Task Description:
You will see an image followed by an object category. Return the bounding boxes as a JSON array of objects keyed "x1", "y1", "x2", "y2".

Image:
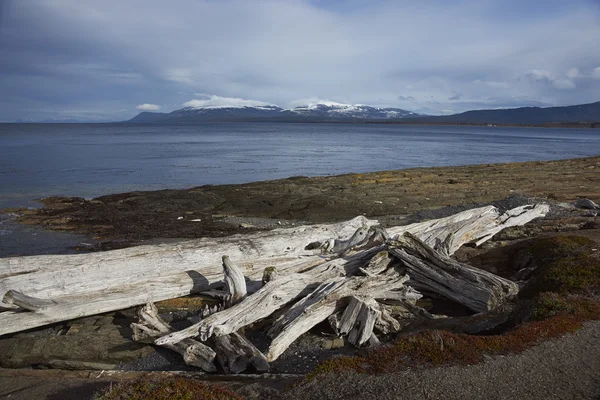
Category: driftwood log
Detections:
[
  {"x1": 388, "y1": 233, "x2": 519, "y2": 313},
  {"x1": 0, "y1": 204, "x2": 548, "y2": 339}
]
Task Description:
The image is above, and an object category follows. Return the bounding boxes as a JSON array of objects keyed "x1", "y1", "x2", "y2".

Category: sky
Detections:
[{"x1": 1, "y1": 0, "x2": 600, "y2": 122}]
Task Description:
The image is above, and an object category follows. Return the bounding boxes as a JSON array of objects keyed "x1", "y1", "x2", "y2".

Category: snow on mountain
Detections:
[
  {"x1": 128, "y1": 97, "x2": 421, "y2": 122},
  {"x1": 288, "y1": 102, "x2": 419, "y2": 119}
]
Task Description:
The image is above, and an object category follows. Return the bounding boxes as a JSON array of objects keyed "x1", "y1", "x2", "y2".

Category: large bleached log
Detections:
[
  {"x1": 131, "y1": 303, "x2": 217, "y2": 372},
  {"x1": 0, "y1": 205, "x2": 547, "y2": 336},
  {"x1": 388, "y1": 233, "x2": 519, "y2": 313}
]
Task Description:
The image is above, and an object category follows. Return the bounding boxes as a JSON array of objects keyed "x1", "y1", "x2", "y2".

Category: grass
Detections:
[
  {"x1": 308, "y1": 235, "x2": 600, "y2": 378},
  {"x1": 94, "y1": 376, "x2": 242, "y2": 400}
]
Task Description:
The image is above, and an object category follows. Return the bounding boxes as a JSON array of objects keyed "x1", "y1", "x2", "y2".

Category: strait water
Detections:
[
  {"x1": 0, "y1": 122, "x2": 598, "y2": 257},
  {"x1": 1, "y1": 122, "x2": 599, "y2": 209}
]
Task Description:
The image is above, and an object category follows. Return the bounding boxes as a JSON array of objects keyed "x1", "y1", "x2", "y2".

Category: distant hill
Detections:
[
  {"x1": 415, "y1": 101, "x2": 600, "y2": 125},
  {"x1": 127, "y1": 102, "x2": 421, "y2": 123},
  {"x1": 127, "y1": 100, "x2": 600, "y2": 126}
]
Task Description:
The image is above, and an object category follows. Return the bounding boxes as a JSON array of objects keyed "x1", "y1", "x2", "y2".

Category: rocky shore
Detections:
[
  {"x1": 1, "y1": 156, "x2": 599, "y2": 399},
  {"x1": 4, "y1": 156, "x2": 599, "y2": 248}
]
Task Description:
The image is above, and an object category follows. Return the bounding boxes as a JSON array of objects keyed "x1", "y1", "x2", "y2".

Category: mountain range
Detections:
[
  {"x1": 129, "y1": 102, "x2": 420, "y2": 123},
  {"x1": 128, "y1": 100, "x2": 600, "y2": 126}
]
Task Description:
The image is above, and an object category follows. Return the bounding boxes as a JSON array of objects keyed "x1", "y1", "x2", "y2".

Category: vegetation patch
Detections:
[
  {"x1": 523, "y1": 236, "x2": 600, "y2": 296},
  {"x1": 95, "y1": 376, "x2": 242, "y2": 400},
  {"x1": 309, "y1": 235, "x2": 600, "y2": 379}
]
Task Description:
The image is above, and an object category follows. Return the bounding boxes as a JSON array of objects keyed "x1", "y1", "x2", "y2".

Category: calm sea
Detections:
[
  {"x1": 1, "y1": 122, "x2": 598, "y2": 257},
  {"x1": 1, "y1": 122, "x2": 599, "y2": 210}
]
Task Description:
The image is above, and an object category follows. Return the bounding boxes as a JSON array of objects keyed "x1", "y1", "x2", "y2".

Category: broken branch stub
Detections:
[
  {"x1": 339, "y1": 296, "x2": 381, "y2": 347},
  {"x1": 222, "y1": 255, "x2": 247, "y2": 308}
]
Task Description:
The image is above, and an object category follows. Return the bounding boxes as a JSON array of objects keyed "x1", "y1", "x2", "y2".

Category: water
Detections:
[
  {"x1": 0, "y1": 122, "x2": 598, "y2": 257},
  {"x1": 1, "y1": 122, "x2": 598, "y2": 209}
]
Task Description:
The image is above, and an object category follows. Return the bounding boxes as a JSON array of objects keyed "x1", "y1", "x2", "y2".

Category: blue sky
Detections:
[{"x1": 1, "y1": 0, "x2": 600, "y2": 121}]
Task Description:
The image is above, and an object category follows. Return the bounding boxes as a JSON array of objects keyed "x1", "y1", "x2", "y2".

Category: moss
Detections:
[
  {"x1": 95, "y1": 376, "x2": 242, "y2": 400},
  {"x1": 524, "y1": 236, "x2": 600, "y2": 296}
]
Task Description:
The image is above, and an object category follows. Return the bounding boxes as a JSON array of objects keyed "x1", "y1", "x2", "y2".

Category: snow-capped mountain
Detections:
[
  {"x1": 128, "y1": 100, "x2": 421, "y2": 123},
  {"x1": 288, "y1": 101, "x2": 418, "y2": 119}
]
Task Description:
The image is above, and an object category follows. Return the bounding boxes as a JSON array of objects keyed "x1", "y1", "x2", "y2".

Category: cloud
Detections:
[
  {"x1": 552, "y1": 78, "x2": 576, "y2": 90},
  {"x1": 448, "y1": 93, "x2": 463, "y2": 101},
  {"x1": 566, "y1": 67, "x2": 581, "y2": 79},
  {"x1": 136, "y1": 103, "x2": 161, "y2": 111},
  {"x1": 165, "y1": 69, "x2": 194, "y2": 84},
  {"x1": 473, "y1": 80, "x2": 510, "y2": 89},
  {"x1": 1, "y1": 0, "x2": 600, "y2": 120},
  {"x1": 526, "y1": 69, "x2": 576, "y2": 90},
  {"x1": 182, "y1": 95, "x2": 274, "y2": 109}
]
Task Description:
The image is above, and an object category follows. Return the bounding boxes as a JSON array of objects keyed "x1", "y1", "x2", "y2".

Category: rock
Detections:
[{"x1": 573, "y1": 198, "x2": 600, "y2": 210}]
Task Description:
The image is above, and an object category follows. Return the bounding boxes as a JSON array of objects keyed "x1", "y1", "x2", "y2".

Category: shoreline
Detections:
[{"x1": 3, "y1": 156, "x2": 599, "y2": 245}]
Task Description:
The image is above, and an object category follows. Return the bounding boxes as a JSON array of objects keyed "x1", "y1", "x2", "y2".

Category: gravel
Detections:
[{"x1": 277, "y1": 321, "x2": 600, "y2": 400}]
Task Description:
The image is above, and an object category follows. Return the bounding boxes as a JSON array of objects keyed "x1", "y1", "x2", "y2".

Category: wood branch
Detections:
[
  {"x1": 339, "y1": 296, "x2": 381, "y2": 347},
  {"x1": 2, "y1": 290, "x2": 56, "y2": 311},
  {"x1": 387, "y1": 204, "x2": 549, "y2": 256},
  {"x1": 222, "y1": 256, "x2": 247, "y2": 308},
  {"x1": 266, "y1": 274, "x2": 413, "y2": 361},
  {"x1": 211, "y1": 332, "x2": 269, "y2": 374},
  {"x1": 388, "y1": 232, "x2": 519, "y2": 313},
  {"x1": 130, "y1": 303, "x2": 217, "y2": 372},
  {"x1": 157, "y1": 273, "x2": 312, "y2": 345}
]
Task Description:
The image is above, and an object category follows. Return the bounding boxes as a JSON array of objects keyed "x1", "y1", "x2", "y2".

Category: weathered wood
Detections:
[
  {"x1": 156, "y1": 248, "x2": 382, "y2": 346},
  {"x1": 389, "y1": 232, "x2": 519, "y2": 313},
  {"x1": 0, "y1": 217, "x2": 375, "y2": 336},
  {"x1": 131, "y1": 303, "x2": 217, "y2": 372},
  {"x1": 266, "y1": 274, "x2": 413, "y2": 361},
  {"x1": 388, "y1": 204, "x2": 549, "y2": 256},
  {"x1": 321, "y1": 225, "x2": 370, "y2": 254},
  {"x1": 211, "y1": 332, "x2": 269, "y2": 374},
  {"x1": 359, "y1": 250, "x2": 394, "y2": 277},
  {"x1": 339, "y1": 296, "x2": 381, "y2": 347},
  {"x1": 157, "y1": 273, "x2": 313, "y2": 346},
  {"x1": 0, "y1": 205, "x2": 547, "y2": 336},
  {"x1": 222, "y1": 256, "x2": 247, "y2": 308},
  {"x1": 2, "y1": 290, "x2": 56, "y2": 311},
  {"x1": 374, "y1": 304, "x2": 403, "y2": 334}
]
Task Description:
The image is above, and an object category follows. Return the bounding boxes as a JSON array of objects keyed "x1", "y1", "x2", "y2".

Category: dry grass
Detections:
[{"x1": 95, "y1": 376, "x2": 242, "y2": 400}]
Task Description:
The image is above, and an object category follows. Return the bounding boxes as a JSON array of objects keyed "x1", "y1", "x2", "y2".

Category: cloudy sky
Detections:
[{"x1": 1, "y1": 0, "x2": 600, "y2": 121}]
